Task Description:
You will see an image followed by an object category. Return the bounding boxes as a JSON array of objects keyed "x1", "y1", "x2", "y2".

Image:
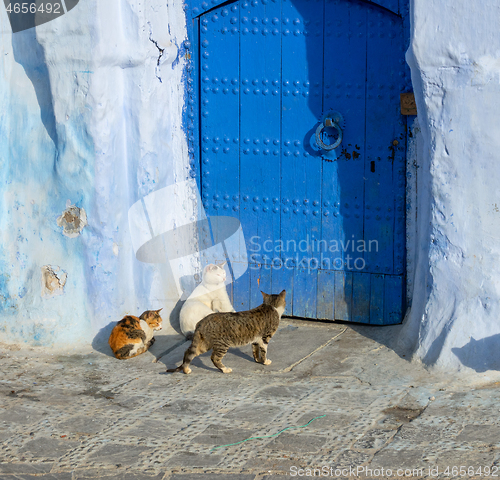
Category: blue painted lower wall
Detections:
[{"x1": 0, "y1": 0, "x2": 188, "y2": 347}]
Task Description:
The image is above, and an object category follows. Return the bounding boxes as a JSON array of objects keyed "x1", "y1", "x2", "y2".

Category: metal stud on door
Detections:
[{"x1": 192, "y1": 0, "x2": 409, "y2": 324}]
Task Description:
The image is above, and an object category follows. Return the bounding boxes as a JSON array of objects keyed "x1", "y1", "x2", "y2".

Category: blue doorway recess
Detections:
[{"x1": 185, "y1": 0, "x2": 411, "y2": 324}]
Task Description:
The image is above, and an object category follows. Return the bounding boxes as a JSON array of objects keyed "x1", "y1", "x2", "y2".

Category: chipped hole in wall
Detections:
[
  {"x1": 41, "y1": 266, "x2": 67, "y2": 298},
  {"x1": 56, "y1": 205, "x2": 87, "y2": 238}
]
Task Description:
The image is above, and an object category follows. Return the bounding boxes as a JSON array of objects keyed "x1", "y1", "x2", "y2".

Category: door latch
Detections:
[{"x1": 312, "y1": 111, "x2": 344, "y2": 161}]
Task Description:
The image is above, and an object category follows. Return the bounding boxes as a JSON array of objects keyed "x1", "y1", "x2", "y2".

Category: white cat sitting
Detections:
[{"x1": 179, "y1": 262, "x2": 235, "y2": 339}]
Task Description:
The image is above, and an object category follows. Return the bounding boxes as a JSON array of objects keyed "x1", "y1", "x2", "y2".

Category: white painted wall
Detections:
[
  {"x1": 0, "y1": 0, "x2": 191, "y2": 346},
  {"x1": 401, "y1": 0, "x2": 500, "y2": 373}
]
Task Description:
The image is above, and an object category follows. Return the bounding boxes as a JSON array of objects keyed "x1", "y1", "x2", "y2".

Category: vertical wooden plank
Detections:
[
  {"x1": 281, "y1": 0, "x2": 324, "y2": 317},
  {"x1": 351, "y1": 272, "x2": 371, "y2": 323},
  {"x1": 271, "y1": 260, "x2": 294, "y2": 316},
  {"x1": 200, "y1": 5, "x2": 240, "y2": 223},
  {"x1": 323, "y1": 0, "x2": 367, "y2": 277},
  {"x1": 363, "y1": 6, "x2": 406, "y2": 276},
  {"x1": 233, "y1": 266, "x2": 251, "y2": 311},
  {"x1": 319, "y1": 156, "x2": 342, "y2": 283},
  {"x1": 250, "y1": 264, "x2": 272, "y2": 309},
  {"x1": 186, "y1": 18, "x2": 201, "y2": 190},
  {"x1": 249, "y1": 265, "x2": 261, "y2": 310},
  {"x1": 369, "y1": 274, "x2": 384, "y2": 325},
  {"x1": 293, "y1": 267, "x2": 317, "y2": 318},
  {"x1": 334, "y1": 271, "x2": 352, "y2": 321},
  {"x1": 239, "y1": 0, "x2": 281, "y2": 307},
  {"x1": 384, "y1": 275, "x2": 403, "y2": 325},
  {"x1": 317, "y1": 269, "x2": 335, "y2": 320}
]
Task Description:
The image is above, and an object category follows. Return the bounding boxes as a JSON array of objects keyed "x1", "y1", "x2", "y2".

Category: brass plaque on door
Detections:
[{"x1": 400, "y1": 92, "x2": 417, "y2": 115}]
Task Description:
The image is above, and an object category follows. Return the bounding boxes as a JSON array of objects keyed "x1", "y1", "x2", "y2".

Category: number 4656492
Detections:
[{"x1": 5, "y1": 3, "x2": 62, "y2": 14}]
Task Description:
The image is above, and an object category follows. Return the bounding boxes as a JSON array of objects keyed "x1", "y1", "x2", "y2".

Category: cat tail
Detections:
[{"x1": 166, "y1": 331, "x2": 205, "y2": 374}]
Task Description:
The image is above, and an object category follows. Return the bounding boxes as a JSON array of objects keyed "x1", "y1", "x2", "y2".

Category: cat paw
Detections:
[
  {"x1": 221, "y1": 367, "x2": 232, "y2": 374},
  {"x1": 183, "y1": 367, "x2": 192, "y2": 374},
  {"x1": 264, "y1": 359, "x2": 272, "y2": 365}
]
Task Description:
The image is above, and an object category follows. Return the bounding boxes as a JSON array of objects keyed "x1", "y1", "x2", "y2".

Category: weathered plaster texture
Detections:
[
  {"x1": 0, "y1": 0, "x2": 189, "y2": 346},
  {"x1": 401, "y1": 0, "x2": 500, "y2": 372}
]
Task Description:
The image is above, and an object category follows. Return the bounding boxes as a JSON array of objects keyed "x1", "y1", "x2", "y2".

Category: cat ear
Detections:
[
  {"x1": 279, "y1": 290, "x2": 286, "y2": 298},
  {"x1": 261, "y1": 291, "x2": 268, "y2": 298},
  {"x1": 219, "y1": 261, "x2": 227, "y2": 267},
  {"x1": 156, "y1": 308, "x2": 163, "y2": 313}
]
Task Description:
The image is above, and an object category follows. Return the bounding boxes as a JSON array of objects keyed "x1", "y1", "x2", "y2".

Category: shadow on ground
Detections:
[
  {"x1": 91, "y1": 319, "x2": 187, "y2": 362},
  {"x1": 91, "y1": 322, "x2": 117, "y2": 358},
  {"x1": 345, "y1": 321, "x2": 413, "y2": 362}
]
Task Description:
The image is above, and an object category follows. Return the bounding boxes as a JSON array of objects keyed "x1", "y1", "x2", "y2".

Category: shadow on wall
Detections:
[
  {"x1": 12, "y1": 29, "x2": 58, "y2": 146},
  {"x1": 452, "y1": 335, "x2": 500, "y2": 372}
]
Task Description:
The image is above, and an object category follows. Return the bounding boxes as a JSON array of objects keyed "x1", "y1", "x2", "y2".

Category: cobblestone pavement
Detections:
[{"x1": 1, "y1": 319, "x2": 500, "y2": 479}]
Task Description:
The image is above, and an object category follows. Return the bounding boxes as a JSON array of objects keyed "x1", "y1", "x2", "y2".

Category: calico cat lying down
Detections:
[
  {"x1": 109, "y1": 309, "x2": 163, "y2": 359},
  {"x1": 167, "y1": 290, "x2": 286, "y2": 374}
]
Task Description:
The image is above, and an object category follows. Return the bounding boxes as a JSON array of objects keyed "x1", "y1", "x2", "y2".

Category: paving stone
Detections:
[
  {"x1": 295, "y1": 411, "x2": 356, "y2": 430},
  {"x1": 193, "y1": 425, "x2": 255, "y2": 446},
  {"x1": 423, "y1": 449, "x2": 496, "y2": 468},
  {"x1": 75, "y1": 471, "x2": 165, "y2": 479},
  {"x1": 455, "y1": 424, "x2": 500, "y2": 445},
  {"x1": 222, "y1": 404, "x2": 282, "y2": 424},
  {"x1": 0, "y1": 462, "x2": 54, "y2": 474},
  {"x1": 122, "y1": 417, "x2": 186, "y2": 439},
  {"x1": 370, "y1": 447, "x2": 425, "y2": 469},
  {"x1": 87, "y1": 444, "x2": 152, "y2": 466},
  {"x1": 261, "y1": 466, "x2": 337, "y2": 479},
  {"x1": 165, "y1": 452, "x2": 222, "y2": 468},
  {"x1": 169, "y1": 475, "x2": 256, "y2": 480},
  {"x1": 394, "y1": 424, "x2": 443, "y2": 445},
  {"x1": 191, "y1": 378, "x2": 247, "y2": 397},
  {"x1": 69, "y1": 467, "x2": 124, "y2": 478},
  {"x1": 0, "y1": 428, "x2": 11, "y2": 443},
  {"x1": 243, "y1": 455, "x2": 305, "y2": 474},
  {"x1": 314, "y1": 389, "x2": 382, "y2": 408},
  {"x1": 257, "y1": 385, "x2": 310, "y2": 399},
  {"x1": 160, "y1": 399, "x2": 212, "y2": 416},
  {"x1": 0, "y1": 406, "x2": 47, "y2": 425},
  {"x1": 334, "y1": 449, "x2": 372, "y2": 468},
  {"x1": 353, "y1": 429, "x2": 395, "y2": 450},
  {"x1": 18, "y1": 436, "x2": 80, "y2": 459},
  {"x1": 55, "y1": 415, "x2": 111, "y2": 435},
  {"x1": 12, "y1": 473, "x2": 75, "y2": 480},
  {"x1": 265, "y1": 432, "x2": 327, "y2": 453}
]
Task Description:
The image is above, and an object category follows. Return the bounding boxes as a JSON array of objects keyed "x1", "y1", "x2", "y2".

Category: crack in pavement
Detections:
[{"x1": 279, "y1": 328, "x2": 348, "y2": 373}]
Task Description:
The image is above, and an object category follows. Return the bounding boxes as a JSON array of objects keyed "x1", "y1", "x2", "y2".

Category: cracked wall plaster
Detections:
[
  {"x1": 0, "y1": 0, "x2": 189, "y2": 347},
  {"x1": 41, "y1": 266, "x2": 67, "y2": 298},
  {"x1": 57, "y1": 205, "x2": 87, "y2": 238}
]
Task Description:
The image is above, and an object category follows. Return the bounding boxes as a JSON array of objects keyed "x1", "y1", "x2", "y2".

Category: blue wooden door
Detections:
[{"x1": 188, "y1": 0, "x2": 409, "y2": 324}]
